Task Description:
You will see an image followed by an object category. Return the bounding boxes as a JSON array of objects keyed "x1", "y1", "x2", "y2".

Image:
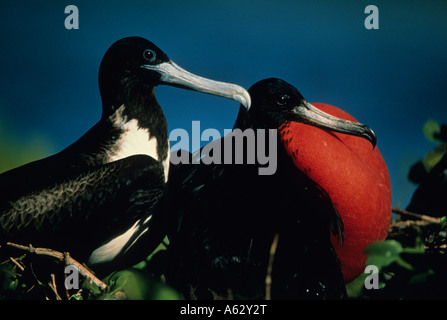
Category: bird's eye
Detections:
[
  {"x1": 276, "y1": 94, "x2": 290, "y2": 106},
  {"x1": 143, "y1": 49, "x2": 156, "y2": 62}
]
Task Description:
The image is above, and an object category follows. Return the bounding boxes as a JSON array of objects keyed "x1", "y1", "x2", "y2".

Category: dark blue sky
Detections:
[{"x1": 0, "y1": 1, "x2": 446, "y2": 207}]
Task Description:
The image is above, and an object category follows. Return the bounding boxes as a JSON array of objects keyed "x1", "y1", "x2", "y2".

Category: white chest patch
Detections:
[
  {"x1": 108, "y1": 119, "x2": 159, "y2": 163},
  {"x1": 107, "y1": 105, "x2": 169, "y2": 182}
]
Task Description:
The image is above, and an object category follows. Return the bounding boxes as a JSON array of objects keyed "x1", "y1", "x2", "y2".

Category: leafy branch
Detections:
[{"x1": 5, "y1": 242, "x2": 107, "y2": 292}]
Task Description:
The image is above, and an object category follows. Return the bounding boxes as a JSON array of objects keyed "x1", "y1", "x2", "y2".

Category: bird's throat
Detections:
[{"x1": 107, "y1": 104, "x2": 170, "y2": 181}]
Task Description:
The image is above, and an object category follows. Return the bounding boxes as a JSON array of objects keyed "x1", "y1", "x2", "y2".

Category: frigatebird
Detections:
[
  {"x1": 165, "y1": 78, "x2": 379, "y2": 299},
  {"x1": 0, "y1": 37, "x2": 250, "y2": 273}
]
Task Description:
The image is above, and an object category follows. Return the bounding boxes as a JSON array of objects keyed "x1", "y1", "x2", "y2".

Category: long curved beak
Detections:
[
  {"x1": 141, "y1": 60, "x2": 251, "y2": 110},
  {"x1": 292, "y1": 101, "x2": 377, "y2": 147}
]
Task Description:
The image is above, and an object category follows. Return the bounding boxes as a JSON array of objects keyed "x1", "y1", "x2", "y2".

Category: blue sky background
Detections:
[{"x1": 0, "y1": 1, "x2": 446, "y2": 208}]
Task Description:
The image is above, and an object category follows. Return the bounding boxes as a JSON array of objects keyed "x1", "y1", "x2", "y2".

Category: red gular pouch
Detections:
[{"x1": 279, "y1": 103, "x2": 392, "y2": 283}]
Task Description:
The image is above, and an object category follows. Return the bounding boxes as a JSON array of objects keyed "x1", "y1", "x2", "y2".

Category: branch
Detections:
[
  {"x1": 6, "y1": 242, "x2": 107, "y2": 292},
  {"x1": 48, "y1": 273, "x2": 62, "y2": 300},
  {"x1": 9, "y1": 256, "x2": 25, "y2": 271},
  {"x1": 392, "y1": 207, "x2": 442, "y2": 224},
  {"x1": 265, "y1": 233, "x2": 279, "y2": 300}
]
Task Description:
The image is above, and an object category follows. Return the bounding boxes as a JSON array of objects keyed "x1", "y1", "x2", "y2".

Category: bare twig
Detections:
[
  {"x1": 265, "y1": 233, "x2": 279, "y2": 300},
  {"x1": 9, "y1": 257, "x2": 25, "y2": 271},
  {"x1": 6, "y1": 242, "x2": 107, "y2": 292},
  {"x1": 26, "y1": 284, "x2": 35, "y2": 294},
  {"x1": 392, "y1": 207, "x2": 442, "y2": 224},
  {"x1": 48, "y1": 273, "x2": 62, "y2": 300},
  {"x1": 389, "y1": 219, "x2": 434, "y2": 230}
]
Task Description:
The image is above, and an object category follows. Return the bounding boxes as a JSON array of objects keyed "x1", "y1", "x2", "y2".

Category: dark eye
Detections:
[
  {"x1": 143, "y1": 49, "x2": 156, "y2": 62},
  {"x1": 276, "y1": 94, "x2": 290, "y2": 106}
]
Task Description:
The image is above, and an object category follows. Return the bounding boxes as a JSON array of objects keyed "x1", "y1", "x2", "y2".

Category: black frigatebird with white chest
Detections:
[
  {"x1": 0, "y1": 37, "x2": 250, "y2": 272},
  {"x1": 165, "y1": 78, "x2": 377, "y2": 299}
]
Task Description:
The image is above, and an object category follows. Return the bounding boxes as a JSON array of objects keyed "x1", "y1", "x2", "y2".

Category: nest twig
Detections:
[{"x1": 6, "y1": 242, "x2": 107, "y2": 292}]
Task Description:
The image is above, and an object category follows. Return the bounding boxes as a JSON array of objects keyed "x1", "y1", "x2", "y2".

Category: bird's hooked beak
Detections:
[
  {"x1": 141, "y1": 60, "x2": 251, "y2": 109},
  {"x1": 291, "y1": 101, "x2": 377, "y2": 147}
]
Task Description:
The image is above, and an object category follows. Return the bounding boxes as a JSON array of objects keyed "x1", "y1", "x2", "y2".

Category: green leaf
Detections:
[
  {"x1": 103, "y1": 269, "x2": 142, "y2": 299},
  {"x1": 401, "y1": 231, "x2": 425, "y2": 255},
  {"x1": 0, "y1": 263, "x2": 17, "y2": 279},
  {"x1": 395, "y1": 256, "x2": 415, "y2": 271},
  {"x1": 133, "y1": 236, "x2": 169, "y2": 270},
  {"x1": 365, "y1": 240, "x2": 403, "y2": 269},
  {"x1": 0, "y1": 262, "x2": 20, "y2": 292},
  {"x1": 423, "y1": 145, "x2": 447, "y2": 172},
  {"x1": 408, "y1": 269, "x2": 435, "y2": 285},
  {"x1": 99, "y1": 268, "x2": 182, "y2": 300},
  {"x1": 440, "y1": 216, "x2": 447, "y2": 229},
  {"x1": 151, "y1": 284, "x2": 183, "y2": 300},
  {"x1": 82, "y1": 278, "x2": 102, "y2": 296},
  {"x1": 345, "y1": 273, "x2": 368, "y2": 298},
  {"x1": 423, "y1": 119, "x2": 441, "y2": 142},
  {"x1": 69, "y1": 292, "x2": 84, "y2": 300}
]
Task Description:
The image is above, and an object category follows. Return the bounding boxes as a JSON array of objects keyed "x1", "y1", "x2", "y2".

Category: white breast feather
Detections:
[
  {"x1": 108, "y1": 119, "x2": 158, "y2": 162},
  {"x1": 107, "y1": 105, "x2": 170, "y2": 182}
]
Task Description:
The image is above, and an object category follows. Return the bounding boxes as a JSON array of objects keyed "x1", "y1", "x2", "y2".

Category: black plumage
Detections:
[
  {"x1": 0, "y1": 36, "x2": 250, "y2": 273},
  {"x1": 165, "y1": 78, "x2": 349, "y2": 299},
  {"x1": 0, "y1": 155, "x2": 165, "y2": 265}
]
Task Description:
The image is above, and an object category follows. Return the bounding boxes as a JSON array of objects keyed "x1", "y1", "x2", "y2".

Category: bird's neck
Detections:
[{"x1": 102, "y1": 88, "x2": 170, "y2": 180}]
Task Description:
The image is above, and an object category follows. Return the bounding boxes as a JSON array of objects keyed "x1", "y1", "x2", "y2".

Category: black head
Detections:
[
  {"x1": 98, "y1": 37, "x2": 250, "y2": 116},
  {"x1": 101, "y1": 37, "x2": 169, "y2": 81},
  {"x1": 235, "y1": 78, "x2": 376, "y2": 147},
  {"x1": 98, "y1": 37, "x2": 168, "y2": 109},
  {"x1": 235, "y1": 78, "x2": 304, "y2": 129}
]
